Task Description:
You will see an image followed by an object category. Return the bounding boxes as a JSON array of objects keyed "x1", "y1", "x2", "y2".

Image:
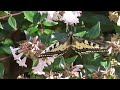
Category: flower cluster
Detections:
[
  {"x1": 10, "y1": 36, "x2": 57, "y2": 75},
  {"x1": 32, "y1": 56, "x2": 56, "y2": 75},
  {"x1": 108, "y1": 11, "x2": 120, "y2": 26},
  {"x1": 91, "y1": 67, "x2": 117, "y2": 79},
  {"x1": 38, "y1": 11, "x2": 82, "y2": 26},
  {"x1": 106, "y1": 34, "x2": 120, "y2": 54},
  {"x1": 45, "y1": 64, "x2": 84, "y2": 79}
]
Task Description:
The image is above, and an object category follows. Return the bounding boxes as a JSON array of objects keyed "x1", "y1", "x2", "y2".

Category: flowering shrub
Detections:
[{"x1": 0, "y1": 11, "x2": 120, "y2": 79}]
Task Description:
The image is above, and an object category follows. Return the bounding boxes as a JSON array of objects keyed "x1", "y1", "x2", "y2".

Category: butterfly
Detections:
[{"x1": 38, "y1": 31, "x2": 108, "y2": 58}]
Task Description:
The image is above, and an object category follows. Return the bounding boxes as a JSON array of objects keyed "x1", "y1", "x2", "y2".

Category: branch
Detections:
[{"x1": 0, "y1": 11, "x2": 23, "y2": 20}]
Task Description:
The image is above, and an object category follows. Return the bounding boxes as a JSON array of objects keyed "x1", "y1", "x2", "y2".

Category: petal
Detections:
[{"x1": 16, "y1": 57, "x2": 27, "y2": 67}]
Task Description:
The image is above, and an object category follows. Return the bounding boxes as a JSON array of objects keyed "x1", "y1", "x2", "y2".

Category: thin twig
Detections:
[{"x1": 0, "y1": 11, "x2": 23, "y2": 20}]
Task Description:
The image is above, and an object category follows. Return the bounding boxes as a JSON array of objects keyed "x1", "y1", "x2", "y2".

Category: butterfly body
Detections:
[{"x1": 38, "y1": 31, "x2": 108, "y2": 58}]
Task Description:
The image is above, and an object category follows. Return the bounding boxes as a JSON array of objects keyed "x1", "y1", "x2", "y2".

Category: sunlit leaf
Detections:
[
  {"x1": 8, "y1": 16, "x2": 17, "y2": 30},
  {"x1": 0, "y1": 22, "x2": 3, "y2": 29},
  {"x1": 74, "y1": 31, "x2": 86, "y2": 37},
  {"x1": 23, "y1": 11, "x2": 35, "y2": 22},
  {"x1": 2, "y1": 38, "x2": 13, "y2": 46},
  {"x1": 100, "y1": 61, "x2": 108, "y2": 68},
  {"x1": 43, "y1": 21, "x2": 58, "y2": 26},
  {"x1": 44, "y1": 29, "x2": 54, "y2": 34}
]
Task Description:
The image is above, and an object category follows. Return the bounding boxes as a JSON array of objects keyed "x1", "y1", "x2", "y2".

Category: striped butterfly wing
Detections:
[
  {"x1": 71, "y1": 35, "x2": 108, "y2": 55},
  {"x1": 38, "y1": 34, "x2": 71, "y2": 58}
]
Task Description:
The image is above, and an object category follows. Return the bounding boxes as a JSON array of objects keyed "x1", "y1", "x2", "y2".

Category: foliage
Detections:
[{"x1": 0, "y1": 11, "x2": 120, "y2": 79}]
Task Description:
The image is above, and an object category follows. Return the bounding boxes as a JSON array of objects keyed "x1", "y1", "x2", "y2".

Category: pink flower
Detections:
[
  {"x1": 73, "y1": 11, "x2": 82, "y2": 17},
  {"x1": 16, "y1": 57, "x2": 27, "y2": 67},
  {"x1": 73, "y1": 64, "x2": 83, "y2": 72},
  {"x1": 32, "y1": 59, "x2": 48, "y2": 75},
  {"x1": 38, "y1": 11, "x2": 47, "y2": 15},
  {"x1": 10, "y1": 46, "x2": 23, "y2": 61},
  {"x1": 10, "y1": 46, "x2": 27, "y2": 67},
  {"x1": 62, "y1": 11, "x2": 80, "y2": 25}
]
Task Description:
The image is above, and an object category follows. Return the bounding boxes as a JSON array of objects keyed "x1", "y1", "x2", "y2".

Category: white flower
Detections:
[
  {"x1": 62, "y1": 11, "x2": 80, "y2": 25},
  {"x1": 10, "y1": 46, "x2": 27, "y2": 67},
  {"x1": 52, "y1": 11, "x2": 62, "y2": 21},
  {"x1": 73, "y1": 64, "x2": 83, "y2": 72},
  {"x1": 38, "y1": 11, "x2": 48, "y2": 15},
  {"x1": 16, "y1": 57, "x2": 27, "y2": 67},
  {"x1": 117, "y1": 16, "x2": 120, "y2": 26},
  {"x1": 59, "y1": 76, "x2": 70, "y2": 79},
  {"x1": 73, "y1": 11, "x2": 82, "y2": 17},
  {"x1": 10, "y1": 46, "x2": 23, "y2": 61},
  {"x1": 33, "y1": 67, "x2": 45, "y2": 75},
  {"x1": 32, "y1": 59, "x2": 48, "y2": 75},
  {"x1": 108, "y1": 46, "x2": 113, "y2": 54},
  {"x1": 45, "y1": 15, "x2": 53, "y2": 22}
]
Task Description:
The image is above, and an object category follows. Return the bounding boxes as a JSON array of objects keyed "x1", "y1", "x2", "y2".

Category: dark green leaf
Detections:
[
  {"x1": 64, "y1": 55, "x2": 78, "y2": 65},
  {"x1": 85, "y1": 65, "x2": 98, "y2": 73},
  {"x1": 43, "y1": 21, "x2": 58, "y2": 26},
  {"x1": 80, "y1": 12, "x2": 113, "y2": 32},
  {"x1": 0, "y1": 63, "x2": 4, "y2": 79},
  {"x1": 50, "y1": 58, "x2": 63, "y2": 70},
  {"x1": 33, "y1": 13, "x2": 41, "y2": 26},
  {"x1": 0, "y1": 46, "x2": 11, "y2": 54},
  {"x1": 23, "y1": 11, "x2": 35, "y2": 22},
  {"x1": 85, "y1": 21, "x2": 101, "y2": 39},
  {"x1": 40, "y1": 13, "x2": 48, "y2": 22},
  {"x1": 114, "y1": 24, "x2": 120, "y2": 34},
  {"x1": 52, "y1": 32, "x2": 67, "y2": 41},
  {"x1": 8, "y1": 16, "x2": 17, "y2": 30}
]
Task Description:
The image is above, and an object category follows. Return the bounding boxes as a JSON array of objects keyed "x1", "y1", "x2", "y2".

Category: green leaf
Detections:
[
  {"x1": 0, "y1": 63, "x2": 4, "y2": 79},
  {"x1": 27, "y1": 25, "x2": 39, "y2": 34},
  {"x1": 50, "y1": 58, "x2": 63, "y2": 70},
  {"x1": 85, "y1": 21, "x2": 101, "y2": 39},
  {"x1": 0, "y1": 46, "x2": 11, "y2": 54},
  {"x1": 80, "y1": 12, "x2": 114, "y2": 32},
  {"x1": 2, "y1": 38, "x2": 13, "y2": 46},
  {"x1": 4, "y1": 11, "x2": 11, "y2": 14},
  {"x1": 100, "y1": 61, "x2": 108, "y2": 68},
  {"x1": 33, "y1": 13, "x2": 41, "y2": 26},
  {"x1": 8, "y1": 16, "x2": 17, "y2": 30},
  {"x1": 94, "y1": 53, "x2": 101, "y2": 60},
  {"x1": 43, "y1": 21, "x2": 58, "y2": 26},
  {"x1": 0, "y1": 22, "x2": 3, "y2": 29},
  {"x1": 52, "y1": 32, "x2": 67, "y2": 41},
  {"x1": 40, "y1": 13, "x2": 48, "y2": 22},
  {"x1": 85, "y1": 65, "x2": 98, "y2": 73},
  {"x1": 64, "y1": 55, "x2": 78, "y2": 65},
  {"x1": 74, "y1": 31, "x2": 87, "y2": 37},
  {"x1": 23, "y1": 11, "x2": 35, "y2": 22},
  {"x1": 44, "y1": 29, "x2": 54, "y2": 34},
  {"x1": 114, "y1": 24, "x2": 120, "y2": 34},
  {"x1": 32, "y1": 59, "x2": 38, "y2": 67}
]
